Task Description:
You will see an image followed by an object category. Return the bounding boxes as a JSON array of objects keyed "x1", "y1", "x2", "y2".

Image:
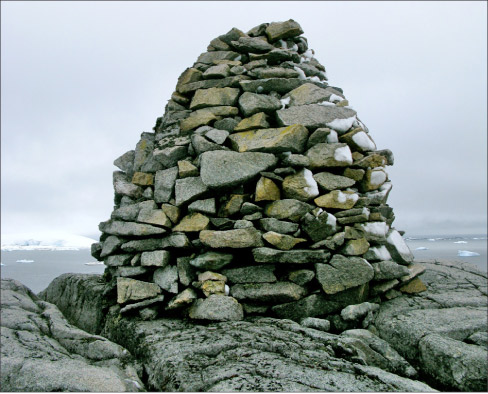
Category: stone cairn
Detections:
[{"x1": 92, "y1": 20, "x2": 424, "y2": 325}]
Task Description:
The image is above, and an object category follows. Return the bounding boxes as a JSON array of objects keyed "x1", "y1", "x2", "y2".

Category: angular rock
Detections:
[
  {"x1": 259, "y1": 218, "x2": 299, "y2": 234},
  {"x1": 120, "y1": 294, "x2": 165, "y2": 314},
  {"x1": 231, "y1": 36, "x2": 275, "y2": 53},
  {"x1": 205, "y1": 128, "x2": 229, "y2": 144},
  {"x1": 342, "y1": 238, "x2": 370, "y2": 256},
  {"x1": 189, "y1": 295, "x2": 244, "y2": 321},
  {"x1": 277, "y1": 105, "x2": 357, "y2": 132},
  {"x1": 177, "y1": 160, "x2": 199, "y2": 178},
  {"x1": 200, "y1": 228, "x2": 263, "y2": 248},
  {"x1": 189, "y1": 251, "x2": 234, "y2": 271},
  {"x1": 100, "y1": 235, "x2": 124, "y2": 258},
  {"x1": 153, "y1": 265, "x2": 178, "y2": 294},
  {"x1": 239, "y1": 78, "x2": 303, "y2": 94},
  {"x1": 301, "y1": 211, "x2": 337, "y2": 242},
  {"x1": 174, "y1": 176, "x2": 209, "y2": 206},
  {"x1": 372, "y1": 261, "x2": 410, "y2": 280},
  {"x1": 153, "y1": 145, "x2": 188, "y2": 168},
  {"x1": 282, "y1": 168, "x2": 319, "y2": 201},
  {"x1": 306, "y1": 143, "x2": 353, "y2": 169},
  {"x1": 340, "y1": 129, "x2": 376, "y2": 153},
  {"x1": 178, "y1": 75, "x2": 250, "y2": 95},
  {"x1": 113, "y1": 172, "x2": 142, "y2": 199},
  {"x1": 173, "y1": 212, "x2": 210, "y2": 232},
  {"x1": 222, "y1": 265, "x2": 276, "y2": 284},
  {"x1": 99, "y1": 220, "x2": 167, "y2": 238},
  {"x1": 341, "y1": 302, "x2": 380, "y2": 321},
  {"x1": 200, "y1": 150, "x2": 278, "y2": 189},
  {"x1": 253, "y1": 247, "x2": 329, "y2": 264},
  {"x1": 191, "y1": 134, "x2": 226, "y2": 155},
  {"x1": 117, "y1": 277, "x2": 162, "y2": 304},
  {"x1": 385, "y1": 229, "x2": 414, "y2": 265},
  {"x1": 154, "y1": 166, "x2": 179, "y2": 203},
  {"x1": 234, "y1": 112, "x2": 270, "y2": 132},
  {"x1": 161, "y1": 204, "x2": 181, "y2": 224},
  {"x1": 253, "y1": 67, "x2": 300, "y2": 79},
  {"x1": 315, "y1": 255, "x2": 374, "y2": 294},
  {"x1": 264, "y1": 199, "x2": 314, "y2": 222},
  {"x1": 131, "y1": 172, "x2": 154, "y2": 186},
  {"x1": 190, "y1": 87, "x2": 240, "y2": 110},
  {"x1": 137, "y1": 208, "x2": 172, "y2": 228},
  {"x1": 300, "y1": 317, "x2": 331, "y2": 332},
  {"x1": 105, "y1": 254, "x2": 133, "y2": 267},
  {"x1": 196, "y1": 51, "x2": 240, "y2": 65},
  {"x1": 219, "y1": 194, "x2": 248, "y2": 217},
  {"x1": 284, "y1": 83, "x2": 340, "y2": 106},
  {"x1": 255, "y1": 176, "x2": 280, "y2": 201},
  {"x1": 120, "y1": 233, "x2": 190, "y2": 252},
  {"x1": 187, "y1": 198, "x2": 216, "y2": 215},
  {"x1": 360, "y1": 168, "x2": 388, "y2": 192},
  {"x1": 166, "y1": 288, "x2": 198, "y2": 310},
  {"x1": 141, "y1": 250, "x2": 170, "y2": 267},
  {"x1": 313, "y1": 171, "x2": 356, "y2": 191},
  {"x1": 263, "y1": 231, "x2": 306, "y2": 250},
  {"x1": 113, "y1": 150, "x2": 135, "y2": 173},
  {"x1": 265, "y1": 19, "x2": 304, "y2": 41},
  {"x1": 315, "y1": 190, "x2": 359, "y2": 209},
  {"x1": 288, "y1": 269, "x2": 315, "y2": 286},
  {"x1": 399, "y1": 277, "x2": 427, "y2": 294},
  {"x1": 231, "y1": 282, "x2": 306, "y2": 303},
  {"x1": 229, "y1": 124, "x2": 309, "y2": 153},
  {"x1": 202, "y1": 63, "x2": 230, "y2": 78},
  {"x1": 238, "y1": 92, "x2": 281, "y2": 117}
]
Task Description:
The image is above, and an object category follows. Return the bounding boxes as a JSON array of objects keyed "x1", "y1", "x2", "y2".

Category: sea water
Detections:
[
  {"x1": 1, "y1": 234, "x2": 486, "y2": 295},
  {"x1": 1, "y1": 249, "x2": 105, "y2": 294},
  {"x1": 405, "y1": 234, "x2": 487, "y2": 272}
]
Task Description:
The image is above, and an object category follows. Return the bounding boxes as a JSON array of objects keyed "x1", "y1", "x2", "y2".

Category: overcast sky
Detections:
[{"x1": 1, "y1": 1, "x2": 487, "y2": 239}]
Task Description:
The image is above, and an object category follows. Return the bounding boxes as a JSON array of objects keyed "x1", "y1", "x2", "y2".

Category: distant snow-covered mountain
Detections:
[{"x1": 1, "y1": 232, "x2": 97, "y2": 251}]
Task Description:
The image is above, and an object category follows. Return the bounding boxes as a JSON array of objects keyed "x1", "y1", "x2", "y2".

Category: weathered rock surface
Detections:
[
  {"x1": 1, "y1": 278, "x2": 144, "y2": 392},
  {"x1": 374, "y1": 259, "x2": 488, "y2": 391},
  {"x1": 103, "y1": 314, "x2": 434, "y2": 392}
]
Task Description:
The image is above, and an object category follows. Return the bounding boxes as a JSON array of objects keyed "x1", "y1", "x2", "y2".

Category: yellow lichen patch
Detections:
[
  {"x1": 255, "y1": 177, "x2": 280, "y2": 202},
  {"x1": 399, "y1": 277, "x2": 427, "y2": 294},
  {"x1": 132, "y1": 172, "x2": 154, "y2": 186}
]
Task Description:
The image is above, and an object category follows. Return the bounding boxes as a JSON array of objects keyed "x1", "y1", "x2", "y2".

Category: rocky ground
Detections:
[{"x1": 1, "y1": 259, "x2": 486, "y2": 392}]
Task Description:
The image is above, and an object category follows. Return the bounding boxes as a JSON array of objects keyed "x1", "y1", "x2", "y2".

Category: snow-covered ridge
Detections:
[{"x1": 1, "y1": 232, "x2": 96, "y2": 251}]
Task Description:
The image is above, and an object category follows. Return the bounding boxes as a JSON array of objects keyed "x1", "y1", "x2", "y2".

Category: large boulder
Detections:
[{"x1": 1, "y1": 279, "x2": 144, "y2": 392}]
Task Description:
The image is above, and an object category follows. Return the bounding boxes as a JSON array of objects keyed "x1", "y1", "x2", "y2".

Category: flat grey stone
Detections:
[
  {"x1": 189, "y1": 295, "x2": 244, "y2": 322},
  {"x1": 120, "y1": 233, "x2": 191, "y2": 252},
  {"x1": 188, "y1": 198, "x2": 217, "y2": 215},
  {"x1": 141, "y1": 250, "x2": 170, "y2": 267},
  {"x1": 239, "y1": 78, "x2": 303, "y2": 94},
  {"x1": 259, "y1": 218, "x2": 299, "y2": 234},
  {"x1": 231, "y1": 282, "x2": 306, "y2": 303},
  {"x1": 314, "y1": 171, "x2": 356, "y2": 191},
  {"x1": 153, "y1": 266, "x2": 178, "y2": 294},
  {"x1": 300, "y1": 317, "x2": 330, "y2": 332},
  {"x1": 174, "y1": 176, "x2": 209, "y2": 206},
  {"x1": 200, "y1": 151, "x2": 278, "y2": 189},
  {"x1": 315, "y1": 255, "x2": 374, "y2": 295},
  {"x1": 276, "y1": 104, "x2": 357, "y2": 131},
  {"x1": 253, "y1": 247, "x2": 329, "y2": 264},
  {"x1": 153, "y1": 146, "x2": 188, "y2": 168},
  {"x1": 238, "y1": 92, "x2": 281, "y2": 117},
  {"x1": 113, "y1": 150, "x2": 135, "y2": 173},
  {"x1": 154, "y1": 166, "x2": 179, "y2": 203},
  {"x1": 99, "y1": 220, "x2": 167, "y2": 238},
  {"x1": 222, "y1": 265, "x2": 277, "y2": 284},
  {"x1": 189, "y1": 251, "x2": 234, "y2": 271}
]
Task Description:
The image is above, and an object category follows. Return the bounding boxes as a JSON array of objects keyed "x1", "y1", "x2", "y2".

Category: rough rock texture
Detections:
[
  {"x1": 103, "y1": 314, "x2": 433, "y2": 392},
  {"x1": 374, "y1": 259, "x2": 488, "y2": 391},
  {"x1": 1, "y1": 278, "x2": 144, "y2": 392},
  {"x1": 38, "y1": 273, "x2": 108, "y2": 335},
  {"x1": 30, "y1": 258, "x2": 487, "y2": 391}
]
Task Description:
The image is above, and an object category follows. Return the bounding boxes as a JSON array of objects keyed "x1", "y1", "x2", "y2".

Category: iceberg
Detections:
[
  {"x1": 1, "y1": 232, "x2": 96, "y2": 251},
  {"x1": 415, "y1": 247, "x2": 428, "y2": 250},
  {"x1": 457, "y1": 250, "x2": 480, "y2": 257},
  {"x1": 16, "y1": 259, "x2": 34, "y2": 263}
]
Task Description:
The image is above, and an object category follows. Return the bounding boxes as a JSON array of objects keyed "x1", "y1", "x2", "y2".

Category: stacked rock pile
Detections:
[{"x1": 92, "y1": 20, "x2": 425, "y2": 323}]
